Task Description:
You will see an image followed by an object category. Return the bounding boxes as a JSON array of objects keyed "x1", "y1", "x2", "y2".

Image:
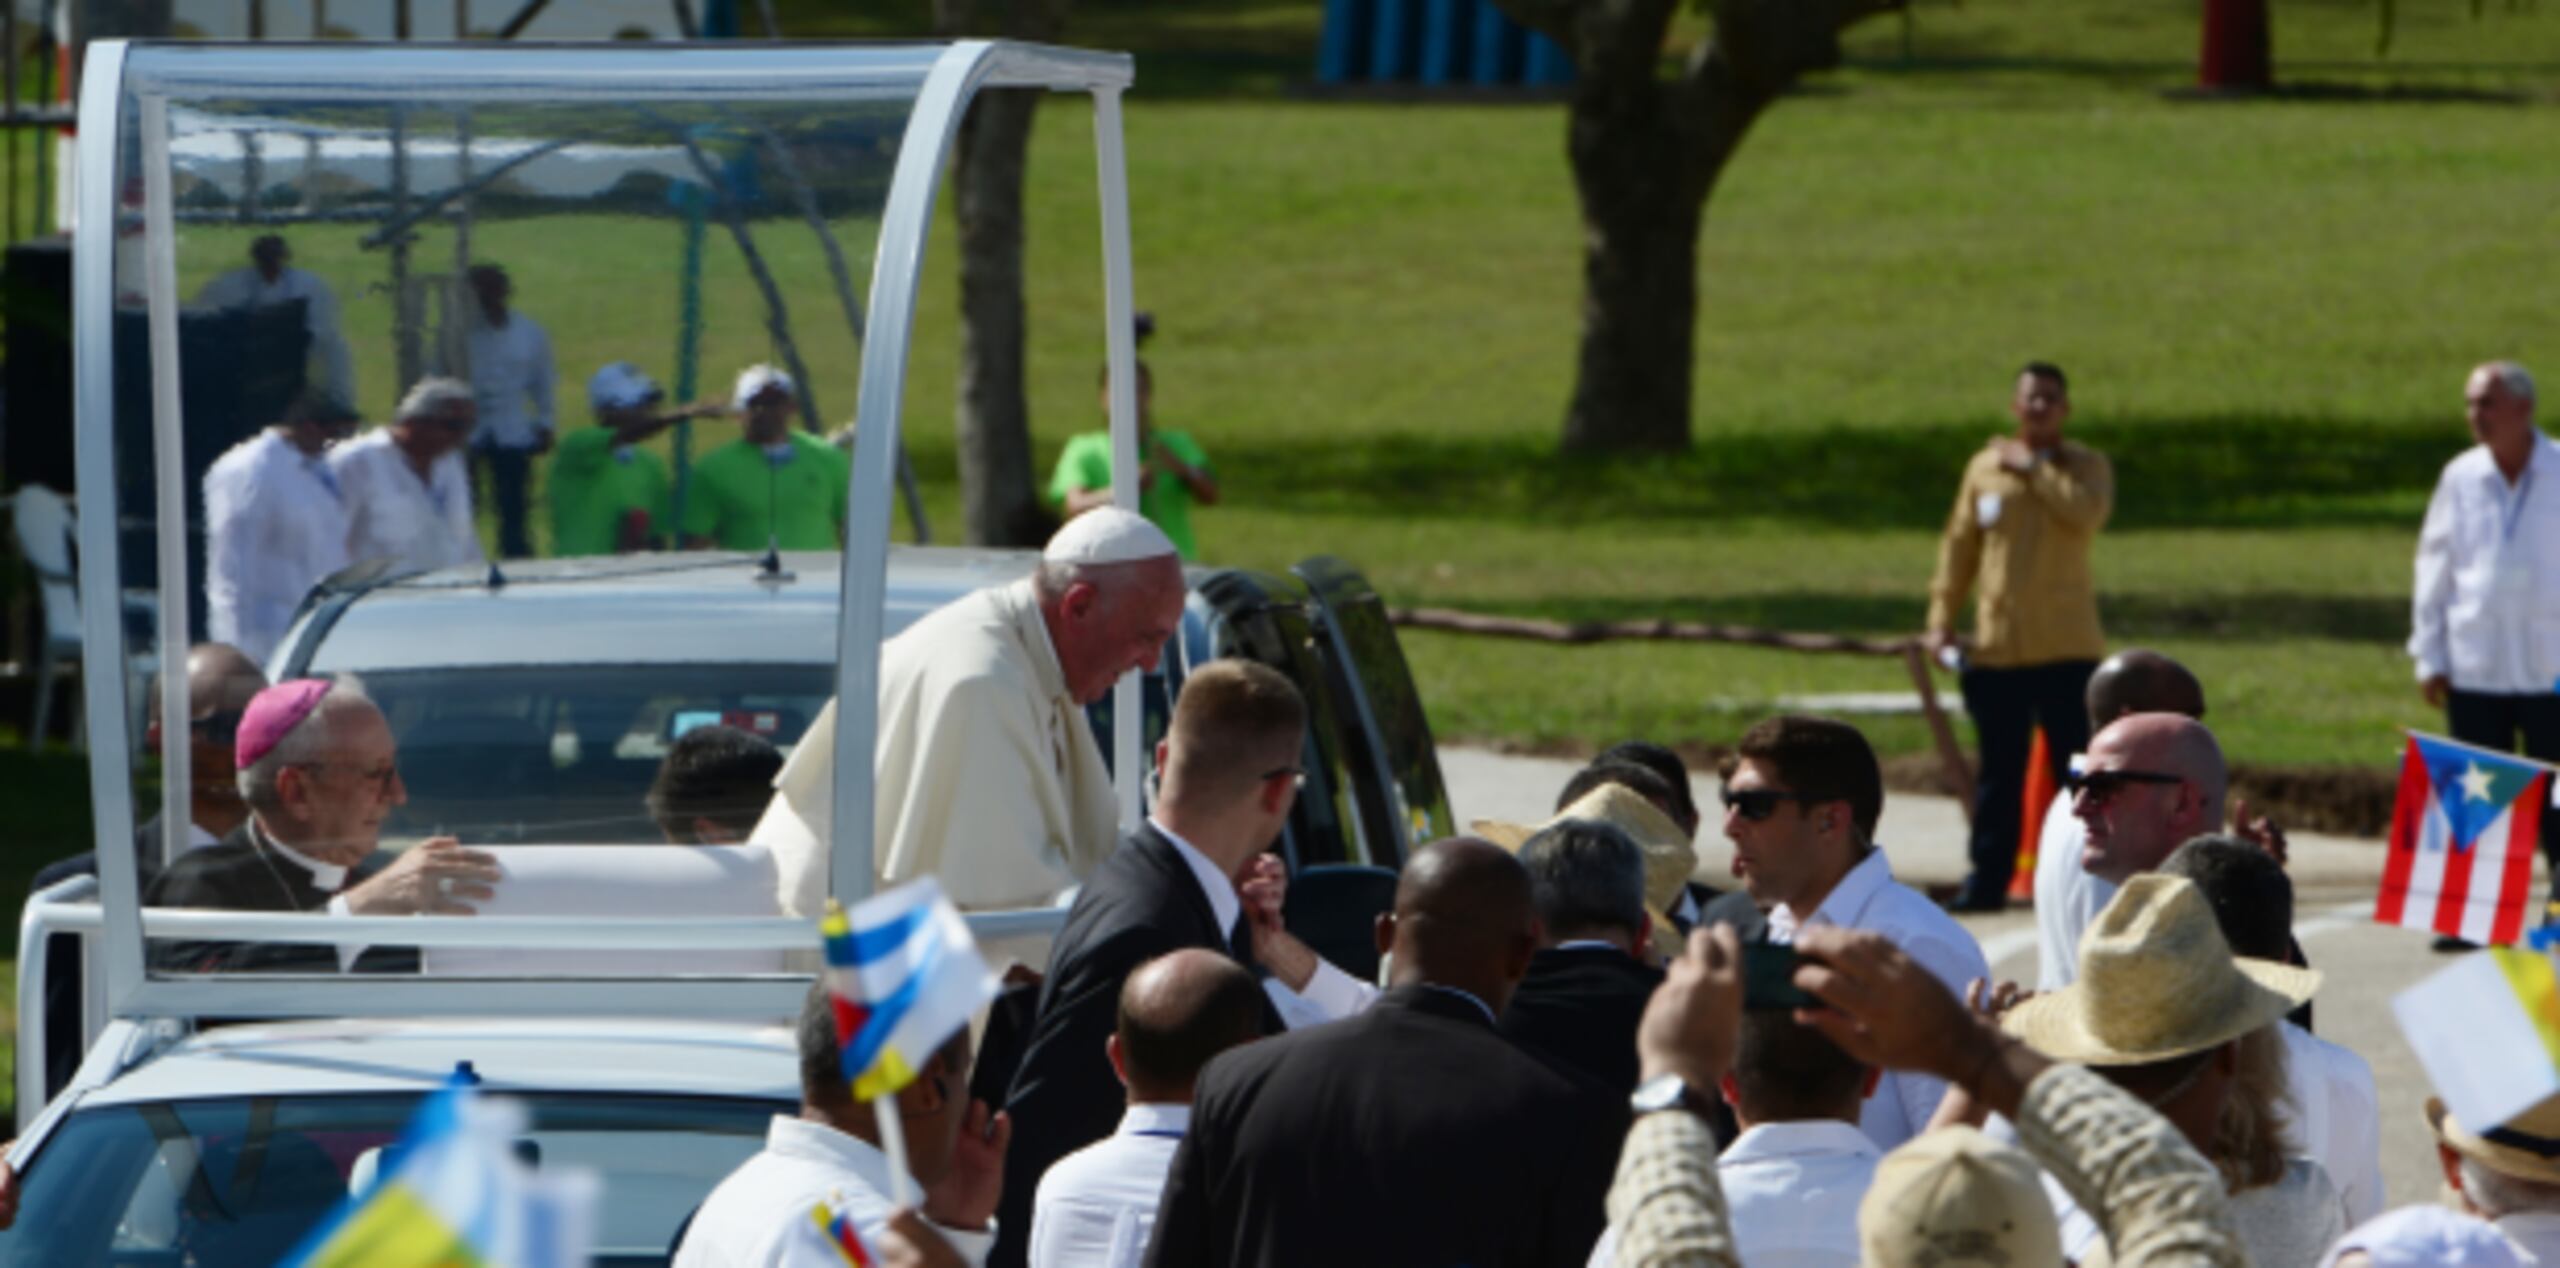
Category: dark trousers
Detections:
[
  {"x1": 1958, "y1": 659, "x2": 2099, "y2": 904},
  {"x1": 2446, "y1": 689, "x2": 2560, "y2": 900},
  {"x1": 474, "y1": 445, "x2": 536, "y2": 559}
]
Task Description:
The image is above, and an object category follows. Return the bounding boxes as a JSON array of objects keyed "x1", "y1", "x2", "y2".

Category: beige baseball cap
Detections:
[{"x1": 1859, "y1": 1126, "x2": 2063, "y2": 1268}]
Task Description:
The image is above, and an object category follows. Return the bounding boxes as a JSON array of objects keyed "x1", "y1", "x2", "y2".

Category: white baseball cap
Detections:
[
  {"x1": 732, "y1": 364, "x2": 796, "y2": 412},
  {"x1": 588, "y1": 361, "x2": 662, "y2": 413}
]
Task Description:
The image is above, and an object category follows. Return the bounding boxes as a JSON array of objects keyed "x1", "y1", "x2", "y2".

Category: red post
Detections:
[{"x1": 2200, "y1": 0, "x2": 2274, "y2": 92}]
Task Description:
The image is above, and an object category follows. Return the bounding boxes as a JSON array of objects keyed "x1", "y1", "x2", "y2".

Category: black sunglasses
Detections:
[
  {"x1": 190, "y1": 708, "x2": 245, "y2": 749},
  {"x1": 1720, "y1": 787, "x2": 1824, "y2": 822},
  {"x1": 2062, "y1": 768, "x2": 2185, "y2": 802}
]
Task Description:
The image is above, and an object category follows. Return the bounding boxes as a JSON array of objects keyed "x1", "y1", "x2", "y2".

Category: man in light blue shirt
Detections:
[{"x1": 1028, "y1": 950, "x2": 1263, "y2": 1268}]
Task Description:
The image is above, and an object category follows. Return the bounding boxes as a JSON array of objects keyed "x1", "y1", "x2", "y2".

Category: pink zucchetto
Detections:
[{"x1": 235, "y1": 679, "x2": 334, "y2": 769}]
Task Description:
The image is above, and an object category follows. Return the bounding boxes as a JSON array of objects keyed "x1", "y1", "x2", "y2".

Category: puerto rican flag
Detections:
[{"x1": 2377, "y1": 733, "x2": 2559, "y2": 945}]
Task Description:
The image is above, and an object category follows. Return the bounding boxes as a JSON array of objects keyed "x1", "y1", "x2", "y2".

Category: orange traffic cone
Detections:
[{"x1": 2009, "y1": 725, "x2": 2053, "y2": 902}]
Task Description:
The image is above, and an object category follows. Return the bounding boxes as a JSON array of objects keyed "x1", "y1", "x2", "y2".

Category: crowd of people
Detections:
[{"x1": 81, "y1": 301, "x2": 2560, "y2": 1267}]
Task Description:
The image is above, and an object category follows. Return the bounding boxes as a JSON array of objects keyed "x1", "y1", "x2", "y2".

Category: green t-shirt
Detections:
[
  {"x1": 1046, "y1": 427, "x2": 1212, "y2": 561},
  {"x1": 549, "y1": 426, "x2": 672, "y2": 557},
  {"x1": 680, "y1": 432, "x2": 852, "y2": 551}
]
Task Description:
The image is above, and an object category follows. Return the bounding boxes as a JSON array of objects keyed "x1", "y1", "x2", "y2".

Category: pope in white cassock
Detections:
[{"x1": 755, "y1": 508, "x2": 1187, "y2": 933}]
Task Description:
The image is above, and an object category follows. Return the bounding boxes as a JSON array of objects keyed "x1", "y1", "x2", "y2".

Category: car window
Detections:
[
  {"x1": 350, "y1": 663, "x2": 836, "y2": 846},
  {"x1": 0, "y1": 1092, "x2": 781, "y2": 1266}
]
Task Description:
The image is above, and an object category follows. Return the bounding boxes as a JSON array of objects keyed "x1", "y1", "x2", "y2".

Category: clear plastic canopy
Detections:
[{"x1": 63, "y1": 39, "x2": 1143, "y2": 1035}]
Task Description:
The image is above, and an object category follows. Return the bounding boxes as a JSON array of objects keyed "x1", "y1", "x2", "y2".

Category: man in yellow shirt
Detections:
[{"x1": 1925, "y1": 362, "x2": 2114, "y2": 913}]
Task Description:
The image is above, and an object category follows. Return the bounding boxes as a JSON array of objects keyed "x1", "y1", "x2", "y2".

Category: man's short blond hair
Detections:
[{"x1": 1166, "y1": 660, "x2": 1305, "y2": 801}]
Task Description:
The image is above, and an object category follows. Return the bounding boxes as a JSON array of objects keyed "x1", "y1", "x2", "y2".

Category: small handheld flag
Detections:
[
  {"x1": 2396, "y1": 943, "x2": 2560, "y2": 1136},
  {"x1": 805, "y1": 1199, "x2": 875, "y2": 1266},
  {"x1": 2376, "y1": 733, "x2": 2558, "y2": 946},
  {"x1": 285, "y1": 1078, "x2": 597, "y2": 1268},
  {"x1": 820, "y1": 878, "x2": 1000, "y2": 1206}
]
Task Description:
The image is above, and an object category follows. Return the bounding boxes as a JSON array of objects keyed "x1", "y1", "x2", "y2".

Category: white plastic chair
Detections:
[
  {"x1": 11, "y1": 486, "x2": 157, "y2": 750},
  {"x1": 13, "y1": 486, "x2": 84, "y2": 749}
]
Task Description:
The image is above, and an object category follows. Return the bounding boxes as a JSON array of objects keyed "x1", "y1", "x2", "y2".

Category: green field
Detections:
[{"x1": 9, "y1": 0, "x2": 2560, "y2": 1117}]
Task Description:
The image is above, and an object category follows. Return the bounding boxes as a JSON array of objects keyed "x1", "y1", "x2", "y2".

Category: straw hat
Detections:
[
  {"x1": 2000, "y1": 874, "x2": 2321, "y2": 1065},
  {"x1": 1476, "y1": 783, "x2": 1697, "y2": 962},
  {"x1": 2428, "y1": 1091, "x2": 2560, "y2": 1187},
  {"x1": 1858, "y1": 1126, "x2": 2062, "y2": 1268}
]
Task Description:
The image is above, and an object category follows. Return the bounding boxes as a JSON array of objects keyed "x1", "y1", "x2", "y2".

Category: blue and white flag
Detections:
[{"x1": 821, "y1": 877, "x2": 1000, "y2": 1101}]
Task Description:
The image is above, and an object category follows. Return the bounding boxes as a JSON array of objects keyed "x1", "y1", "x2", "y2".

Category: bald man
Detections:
[
  {"x1": 1144, "y1": 839, "x2": 1624, "y2": 1268},
  {"x1": 756, "y1": 509, "x2": 1186, "y2": 943},
  {"x1": 2033, "y1": 650, "x2": 2204, "y2": 988},
  {"x1": 1029, "y1": 950, "x2": 1264, "y2": 1268},
  {"x1": 2070, "y1": 714, "x2": 2226, "y2": 890},
  {"x1": 33, "y1": 643, "x2": 267, "y2": 894}
]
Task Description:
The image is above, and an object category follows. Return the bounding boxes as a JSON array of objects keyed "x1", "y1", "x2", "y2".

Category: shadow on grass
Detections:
[
  {"x1": 1225, "y1": 412, "x2": 2448, "y2": 531},
  {"x1": 1430, "y1": 589, "x2": 2408, "y2": 642}
]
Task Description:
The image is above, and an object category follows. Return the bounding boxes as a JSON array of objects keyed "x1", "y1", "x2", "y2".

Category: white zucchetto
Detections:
[{"x1": 1042, "y1": 507, "x2": 1177, "y2": 565}]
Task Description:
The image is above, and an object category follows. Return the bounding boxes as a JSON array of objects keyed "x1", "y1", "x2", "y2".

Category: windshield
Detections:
[
  {"x1": 354, "y1": 664, "x2": 835, "y2": 846},
  {"x1": 0, "y1": 1091, "x2": 782, "y2": 1266},
  {"x1": 91, "y1": 45, "x2": 936, "y2": 982}
]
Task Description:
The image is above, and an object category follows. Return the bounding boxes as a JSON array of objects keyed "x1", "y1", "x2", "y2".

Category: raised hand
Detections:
[{"x1": 340, "y1": 838, "x2": 500, "y2": 916}]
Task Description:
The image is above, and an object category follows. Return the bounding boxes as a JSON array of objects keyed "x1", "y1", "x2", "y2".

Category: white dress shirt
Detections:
[
  {"x1": 329, "y1": 429, "x2": 483, "y2": 577},
  {"x1": 1585, "y1": 1119, "x2": 1878, "y2": 1268},
  {"x1": 2411, "y1": 431, "x2": 2560, "y2": 695},
  {"x1": 451, "y1": 312, "x2": 557, "y2": 451},
  {"x1": 1028, "y1": 1103, "x2": 1188, "y2": 1268},
  {"x1": 2500, "y1": 1212, "x2": 2560, "y2": 1264},
  {"x1": 1151, "y1": 817, "x2": 1378, "y2": 1027},
  {"x1": 193, "y1": 265, "x2": 355, "y2": 403},
  {"x1": 2032, "y1": 791, "x2": 2115, "y2": 989},
  {"x1": 2278, "y1": 1021, "x2": 2385, "y2": 1228},
  {"x1": 204, "y1": 429, "x2": 352, "y2": 665},
  {"x1": 674, "y1": 1115, "x2": 992, "y2": 1268},
  {"x1": 1769, "y1": 848, "x2": 1991, "y2": 1150}
]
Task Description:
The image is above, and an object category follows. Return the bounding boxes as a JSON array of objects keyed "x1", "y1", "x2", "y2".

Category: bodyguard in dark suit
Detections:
[
  {"x1": 1145, "y1": 838, "x2": 1626, "y2": 1268},
  {"x1": 991, "y1": 661, "x2": 1307, "y2": 1268},
  {"x1": 1498, "y1": 818, "x2": 1664, "y2": 1096}
]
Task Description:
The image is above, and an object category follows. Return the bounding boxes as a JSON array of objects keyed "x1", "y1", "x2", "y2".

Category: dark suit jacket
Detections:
[
  {"x1": 991, "y1": 824, "x2": 1277, "y2": 1268},
  {"x1": 143, "y1": 824, "x2": 402, "y2": 974},
  {"x1": 1145, "y1": 985, "x2": 1625, "y2": 1268},
  {"x1": 1498, "y1": 944, "x2": 1662, "y2": 1097}
]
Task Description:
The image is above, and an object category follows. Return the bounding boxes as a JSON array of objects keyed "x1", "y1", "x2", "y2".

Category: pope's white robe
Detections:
[{"x1": 756, "y1": 578, "x2": 1119, "y2": 933}]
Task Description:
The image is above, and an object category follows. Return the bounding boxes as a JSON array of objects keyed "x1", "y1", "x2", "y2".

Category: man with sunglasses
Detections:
[
  {"x1": 1723, "y1": 715, "x2": 1989, "y2": 1150},
  {"x1": 204, "y1": 389, "x2": 358, "y2": 664},
  {"x1": 2068, "y1": 714, "x2": 2227, "y2": 895},
  {"x1": 146, "y1": 679, "x2": 503, "y2": 974}
]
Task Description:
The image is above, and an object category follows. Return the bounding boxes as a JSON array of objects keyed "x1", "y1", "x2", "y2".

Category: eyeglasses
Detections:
[
  {"x1": 1721, "y1": 787, "x2": 1823, "y2": 822},
  {"x1": 190, "y1": 708, "x2": 245, "y2": 749},
  {"x1": 292, "y1": 761, "x2": 401, "y2": 793},
  {"x1": 2063, "y1": 768, "x2": 2185, "y2": 804},
  {"x1": 1262, "y1": 766, "x2": 1308, "y2": 791}
]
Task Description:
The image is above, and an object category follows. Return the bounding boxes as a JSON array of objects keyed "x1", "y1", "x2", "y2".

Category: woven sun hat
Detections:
[
  {"x1": 2428, "y1": 1090, "x2": 2560, "y2": 1187},
  {"x1": 1476, "y1": 782, "x2": 1698, "y2": 962},
  {"x1": 1858, "y1": 1126, "x2": 2063, "y2": 1268},
  {"x1": 2001, "y1": 874, "x2": 2321, "y2": 1065}
]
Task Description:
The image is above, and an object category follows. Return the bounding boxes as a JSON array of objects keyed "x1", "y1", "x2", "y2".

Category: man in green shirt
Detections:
[
  {"x1": 1048, "y1": 361, "x2": 1219, "y2": 561},
  {"x1": 680, "y1": 364, "x2": 852, "y2": 552},
  {"x1": 550, "y1": 361, "x2": 721, "y2": 556}
]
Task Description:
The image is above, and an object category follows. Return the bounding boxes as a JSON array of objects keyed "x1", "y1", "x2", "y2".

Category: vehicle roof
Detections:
[
  {"x1": 302, "y1": 546, "x2": 1039, "y2": 672},
  {"x1": 76, "y1": 1017, "x2": 799, "y2": 1108}
]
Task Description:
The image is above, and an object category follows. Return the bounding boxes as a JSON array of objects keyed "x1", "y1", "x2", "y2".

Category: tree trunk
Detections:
[
  {"x1": 940, "y1": 0, "x2": 1069, "y2": 548},
  {"x1": 1564, "y1": 106, "x2": 1706, "y2": 454},
  {"x1": 951, "y1": 88, "x2": 1057, "y2": 547}
]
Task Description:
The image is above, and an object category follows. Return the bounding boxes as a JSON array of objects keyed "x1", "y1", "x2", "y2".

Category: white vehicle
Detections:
[{"x1": 6, "y1": 38, "x2": 1150, "y2": 1264}]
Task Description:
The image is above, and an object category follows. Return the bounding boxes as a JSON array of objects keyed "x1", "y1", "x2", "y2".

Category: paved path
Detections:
[{"x1": 1441, "y1": 744, "x2": 2526, "y2": 1212}]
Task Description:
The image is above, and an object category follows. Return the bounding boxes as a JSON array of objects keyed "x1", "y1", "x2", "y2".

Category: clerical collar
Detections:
[{"x1": 250, "y1": 818, "x2": 351, "y2": 891}]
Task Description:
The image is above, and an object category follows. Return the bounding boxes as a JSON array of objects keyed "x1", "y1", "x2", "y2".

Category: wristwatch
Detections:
[{"x1": 1629, "y1": 1073, "x2": 1711, "y2": 1119}]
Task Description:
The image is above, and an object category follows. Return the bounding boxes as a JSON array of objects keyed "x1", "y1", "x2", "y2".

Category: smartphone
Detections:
[{"x1": 1742, "y1": 941, "x2": 1813, "y2": 1010}]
